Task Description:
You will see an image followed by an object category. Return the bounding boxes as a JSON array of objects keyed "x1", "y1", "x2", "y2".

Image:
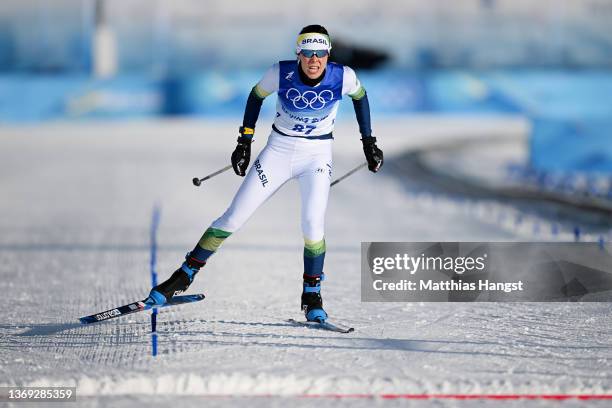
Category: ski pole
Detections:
[
  {"x1": 330, "y1": 163, "x2": 367, "y2": 187},
  {"x1": 192, "y1": 164, "x2": 233, "y2": 186}
]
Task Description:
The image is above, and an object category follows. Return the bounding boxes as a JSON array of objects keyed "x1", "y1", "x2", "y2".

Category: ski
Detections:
[
  {"x1": 79, "y1": 294, "x2": 205, "y2": 325},
  {"x1": 287, "y1": 318, "x2": 354, "y2": 333}
]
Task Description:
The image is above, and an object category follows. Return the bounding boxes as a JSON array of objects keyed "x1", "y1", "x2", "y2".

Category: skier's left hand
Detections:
[{"x1": 361, "y1": 137, "x2": 383, "y2": 172}]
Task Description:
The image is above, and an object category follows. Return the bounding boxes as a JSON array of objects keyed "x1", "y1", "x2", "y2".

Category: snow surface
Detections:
[{"x1": 0, "y1": 118, "x2": 611, "y2": 407}]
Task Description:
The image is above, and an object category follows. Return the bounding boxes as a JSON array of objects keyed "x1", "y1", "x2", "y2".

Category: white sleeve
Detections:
[
  {"x1": 255, "y1": 63, "x2": 280, "y2": 97},
  {"x1": 341, "y1": 66, "x2": 363, "y2": 97}
]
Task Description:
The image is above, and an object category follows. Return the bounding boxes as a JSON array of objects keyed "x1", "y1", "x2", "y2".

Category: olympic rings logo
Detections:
[{"x1": 285, "y1": 88, "x2": 334, "y2": 110}]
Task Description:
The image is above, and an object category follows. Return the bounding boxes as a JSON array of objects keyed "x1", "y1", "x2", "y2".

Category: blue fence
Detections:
[
  {"x1": 530, "y1": 115, "x2": 612, "y2": 173},
  {"x1": 0, "y1": 69, "x2": 530, "y2": 122}
]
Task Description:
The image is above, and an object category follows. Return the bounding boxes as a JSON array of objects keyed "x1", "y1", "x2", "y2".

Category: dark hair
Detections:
[{"x1": 299, "y1": 25, "x2": 329, "y2": 36}]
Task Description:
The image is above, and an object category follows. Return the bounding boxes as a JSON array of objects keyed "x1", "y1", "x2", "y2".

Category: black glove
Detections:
[
  {"x1": 231, "y1": 127, "x2": 253, "y2": 176},
  {"x1": 361, "y1": 137, "x2": 383, "y2": 172}
]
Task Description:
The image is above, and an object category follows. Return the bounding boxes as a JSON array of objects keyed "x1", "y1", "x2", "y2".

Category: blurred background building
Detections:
[{"x1": 2, "y1": 0, "x2": 612, "y2": 73}]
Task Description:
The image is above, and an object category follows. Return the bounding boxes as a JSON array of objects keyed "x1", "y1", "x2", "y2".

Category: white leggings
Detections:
[{"x1": 211, "y1": 133, "x2": 332, "y2": 241}]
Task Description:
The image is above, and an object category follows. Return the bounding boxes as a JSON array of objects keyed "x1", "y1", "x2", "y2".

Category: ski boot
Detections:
[
  {"x1": 301, "y1": 273, "x2": 328, "y2": 322},
  {"x1": 145, "y1": 254, "x2": 205, "y2": 305}
]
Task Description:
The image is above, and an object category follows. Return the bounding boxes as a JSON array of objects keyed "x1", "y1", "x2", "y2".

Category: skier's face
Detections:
[{"x1": 298, "y1": 51, "x2": 328, "y2": 79}]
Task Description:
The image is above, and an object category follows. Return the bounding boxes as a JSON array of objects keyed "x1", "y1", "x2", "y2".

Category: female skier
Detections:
[{"x1": 146, "y1": 24, "x2": 383, "y2": 322}]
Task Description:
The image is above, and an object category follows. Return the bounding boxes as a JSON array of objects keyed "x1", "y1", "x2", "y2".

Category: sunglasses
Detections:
[{"x1": 300, "y1": 49, "x2": 329, "y2": 58}]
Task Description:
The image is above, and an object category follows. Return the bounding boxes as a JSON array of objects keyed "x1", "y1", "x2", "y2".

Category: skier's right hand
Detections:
[{"x1": 231, "y1": 127, "x2": 253, "y2": 176}]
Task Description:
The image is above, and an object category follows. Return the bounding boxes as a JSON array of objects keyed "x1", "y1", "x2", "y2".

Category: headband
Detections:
[{"x1": 296, "y1": 32, "x2": 332, "y2": 54}]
